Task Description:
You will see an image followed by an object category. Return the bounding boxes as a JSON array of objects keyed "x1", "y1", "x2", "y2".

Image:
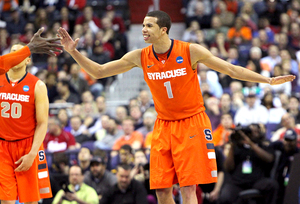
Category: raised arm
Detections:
[
  {"x1": 57, "y1": 27, "x2": 142, "y2": 79},
  {"x1": 0, "y1": 27, "x2": 63, "y2": 75},
  {"x1": 190, "y1": 43, "x2": 295, "y2": 85}
]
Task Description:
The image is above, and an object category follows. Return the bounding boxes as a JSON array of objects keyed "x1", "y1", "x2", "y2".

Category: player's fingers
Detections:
[
  {"x1": 15, "y1": 157, "x2": 23, "y2": 164},
  {"x1": 74, "y1": 38, "x2": 79, "y2": 47},
  {"x1": 35, "y1": 27, "x2": 45, "y2": 36},
  {"x1": 45, "y1": 37, "x2": 62, "y2": 42},
  {"x1": 15, "y1": 165, "x2": 23, "y2": 172}
]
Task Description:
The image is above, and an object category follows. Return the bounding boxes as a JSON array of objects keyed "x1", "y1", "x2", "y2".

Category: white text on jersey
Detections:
[
  {"x1": 147, "y1": 68, "x2": 187, "y2": 80},
  {"x1": 0, "y1": 93, "x2": 30, "y2": 102}
]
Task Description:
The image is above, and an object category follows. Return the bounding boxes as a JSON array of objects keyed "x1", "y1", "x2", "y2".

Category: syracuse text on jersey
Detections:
[
  {"x1": 147, "y1": 68, "x2": 187, "y2": 80},
  {"x1": 0, "y1": 92, "x2": 30, "y2": 102}
]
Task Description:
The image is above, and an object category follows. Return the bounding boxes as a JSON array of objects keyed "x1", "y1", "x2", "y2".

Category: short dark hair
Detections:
[
  {"x1": 120, "y1": 144, "x2": 132, "y2": 154},
  {"x1": 117, "y1": 163, "x2": 132, "y2": 171},
  {"x1": 146, "y1": 10, "x2": 171, "y2": 34}
]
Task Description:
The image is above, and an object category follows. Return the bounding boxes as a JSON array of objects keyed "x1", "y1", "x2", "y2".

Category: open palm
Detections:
[
  {"x1": 57, "y1": 27, "x2": 79, "y2": 53},
  {"x1": 270, "y1": 75, "x2": 296, "y2": 85}
]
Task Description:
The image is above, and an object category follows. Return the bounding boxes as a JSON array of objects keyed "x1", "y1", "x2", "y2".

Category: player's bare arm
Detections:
[
  {"x1": 57, "y1": 27, "x2": 142, "y2": 79},
  {"x1": 15, "y1": 80, "x2": 49, "y2": 172},
  {"x1": 190, "y1": 43, "x2": 295, "y2": 85}
]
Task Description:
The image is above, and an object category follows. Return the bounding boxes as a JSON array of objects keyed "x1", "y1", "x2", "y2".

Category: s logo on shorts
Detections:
[
  {"x1": 38, "y1": 150, "x2": 45, "y2": 161},
  {"x1": 204, "y1": 129, "x2": 213, "y2": 141}
]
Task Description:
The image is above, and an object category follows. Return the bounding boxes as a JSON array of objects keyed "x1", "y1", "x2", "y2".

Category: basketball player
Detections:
[
  {"x1": 57, "y1": 11, "x2": 295, "y2": 204},
  {"x1": 0, "y1": 27, "x2": 62, "y2": 75},
  {"x1": 0, "y1": 43, "x2": 51, "y2": 203}
]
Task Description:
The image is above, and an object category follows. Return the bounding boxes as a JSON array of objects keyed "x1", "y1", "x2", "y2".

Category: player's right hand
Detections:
[
  {"x1": 57, "y1": 27, "x2": 79, "y2": 53},
  {"x1": 27, "y1": 27, "x2": 63, "y2": 56}
]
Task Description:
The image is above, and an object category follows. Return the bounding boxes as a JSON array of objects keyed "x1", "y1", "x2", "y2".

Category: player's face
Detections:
[
  {"x1": 142, "y1": 16, "x2": 164, "y2": 43},
  {"x1": 10, "y1": 44, "x2": 31, "y2": 71}
]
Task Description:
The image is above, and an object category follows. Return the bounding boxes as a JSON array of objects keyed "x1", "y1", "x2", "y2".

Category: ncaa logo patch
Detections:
[
  {"x1": 23, "y1": 85, "x2": 29, "y2": 92},
  {"x1": 176, "y1": 56, "x2": 183, "y2": 64}
]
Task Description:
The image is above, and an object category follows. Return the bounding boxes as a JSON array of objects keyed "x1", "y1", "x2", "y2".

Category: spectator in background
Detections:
[
  {"x1": 260, "y1": 44, "x2": 281, "y2": 73},
  {"x1": 34, "y1": 8, "x2": 49, "y2": 32},
  {"x1": 70, "y1": 116, "x2": 91, "y2": 144},
  {"x1": 100, "y1": 164, "x2": 149, "y2": 204},
  {"x1": 56, "y1": 7, "x2": 75, "y2": 35},
  {"x1": 215, "y1": 0, "x2": 235, "y2": 27},
  {"x1": 234, "y1": 93, "x2": 269, "y2": 126},
  {"x1": 218, "y1": 124, "x2": 278, "y2": 204},
  {"x1": 52, "y1": 165, "x2": 99, "y2": 204},
  {"x1": 186, "y1": 1, "x2": 212, "y2": 29},
  {"x1": 239, "y1": 2, "x2": 259, "y2": 29},
  {"x1": 288, "y1": 95, "x2": 300, "y2": 124},
  {"x1": 0, "y1": 0, "x2": 19, "y2": 21},
  {"x1": 204, "y1": 15, "x2": 229, "y2": 44},
  {"x1": 260, "y1": 64, "x2": 292, "y2": 96},
  {"x1": 66, "y1": 0, "x2": 86, "y2": 16},
  {"x1": 94, "y1": 118, "x2": 123, "y2": 150},
  {"x1": 57, "y1": 108, "x2": 72, "y2": 132},
  {"x1": 139, "y1": 90, "x2": 154, "y2": 114},
  {"x1": 75, "y1": 6, "x2": 101, "y2": 34},
  {"x1": 54, "y1": 79, "x2": 81, "y2": 104},
  {"x1": 129, "y1": 105, "x2": 144, "y2": 130},
  {"x1": 115, "y1": 106, "x2": 128, "y2": 125},
  {"x1": 112, "y1": 117, "x2": 144, "y2": 151},
  {"x1": 77, "y1": 147, "x2": 92, "y2": 173},
  {"x1": 288, "y1": 22, "x2": 300, "y2": 50},
  {"x1": 45, "y1": 71, "x2": 58, "y2": 103},
  {"x1": 259, "y1": 0, "x2": 285, "y2": 27},
  {"x1": 271, "y1": 113, "x2": 300, "y2": 148},
  {"x1": 43, "y1": 117, "x2": 77, "y2": 153},
  {"x1": 205, "y1": 97, "x2": 221, "y2": 131},
  {"x1": 213, "y1": 113, "x2": 235, "y2": 147},
  {"x1": 84, "y1": 154, "x2": 117, "y2": 201},
  {"x1": 279, "y1": 13, "x2": 291, "y2": 34},
  {"x1": 182, "y1": 20, "x2": 200, "y2": 43},
  {"x1": 270, "y1": 129, "x2": 299, "y2": 204},
  {"x1": 5, "y1": 8, "x2": 27, "y2": 35},
  {"x1": 227, "y1": 17, "x2": 252, "y2": 46},
  {"x1": 104, "y1": 5, "x2": 126, "y2": 34},
  {"x1": 69, "y1": 63, "x2": 90, "y2": 97},
  {"x1": 260, "y1": 92, "x2": 287, "y2": 128},
  {"x1": 137, "y1": 111, "x2": 156, "y2": 138},
  {"x1": 220, "y1": 93, "x2": 236, "y2": 117}
]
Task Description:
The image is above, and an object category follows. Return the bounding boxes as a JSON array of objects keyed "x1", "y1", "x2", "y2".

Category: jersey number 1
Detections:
[
  {"x1": 1, "y1": 102, "x2": 22, "y2": 118},
  {"x1": 164, "y1": 81, "x2": 174, "y2": 99}
]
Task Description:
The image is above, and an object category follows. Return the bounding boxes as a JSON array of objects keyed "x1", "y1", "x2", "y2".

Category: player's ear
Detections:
[
  {"x1": 25, "y1": 57, "x2": 31, "y2": 66},
  {"x1": 161, "y1": 27, "x2": 168, "y2": 34}
]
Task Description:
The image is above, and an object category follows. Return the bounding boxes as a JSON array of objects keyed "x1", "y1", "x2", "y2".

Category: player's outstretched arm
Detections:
[
  {"x1": 57, "y1": 27, "x2": 142, "y2": 79},
  {"x1": 190, "y1": 43, "x2": 295, "y2": 85}
]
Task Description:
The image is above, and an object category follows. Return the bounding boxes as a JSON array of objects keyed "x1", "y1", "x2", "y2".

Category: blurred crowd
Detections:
[{"x1": 1, "y1": 0, "x2": 300, "y2": 204}]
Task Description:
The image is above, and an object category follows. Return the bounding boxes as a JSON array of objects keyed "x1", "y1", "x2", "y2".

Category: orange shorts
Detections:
[
  {"x1": 0, "y1": 137, "x2": 52, "y2": 202},
  {"x1": 150, "y1": 111, "x2": 218, "y2": 189}
]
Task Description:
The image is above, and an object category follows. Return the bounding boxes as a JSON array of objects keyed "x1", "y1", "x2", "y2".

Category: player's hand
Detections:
[
  {"x1": 15, "y1": 153, "x2": 35, "y2": 172},
  {"x1": 27, "y1": 27, "x2": 63, "y2": 56},
  {"x1": 269, "y1": 75, "x2": 295, "y2": 85},
  {"x1": 209, "y1": 189, "x2": 219, "y2": 202},
  {"x1": 57, "y1": 27, "x2": 79, "y2": 53}
]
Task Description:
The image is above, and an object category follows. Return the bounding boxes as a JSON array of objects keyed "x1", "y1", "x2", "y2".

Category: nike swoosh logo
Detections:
[
  {"x1": 189, "y1": 135, "x2": 196, "y2": 139},
  {"x1": 147, "y1": 64, "x2": 154, "y2": 68}
]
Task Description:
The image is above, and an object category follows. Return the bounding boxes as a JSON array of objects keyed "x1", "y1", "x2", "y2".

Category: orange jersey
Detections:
[
  {"x1": 0, "y1": 72, "x2": 39, "y2": 140},
  {"x1": 141, "y1": 39, "x2": 205, "y2": 120}
]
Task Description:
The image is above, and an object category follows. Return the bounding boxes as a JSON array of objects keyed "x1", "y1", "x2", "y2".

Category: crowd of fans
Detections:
[{"x1": 1, "y1": 0, "x2": 300, "y2": 204}]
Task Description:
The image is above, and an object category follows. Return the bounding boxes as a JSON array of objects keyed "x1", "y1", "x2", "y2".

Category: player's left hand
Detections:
[
  {"x1": 269, "y1": 75, "x2": 295, "y2": 85},
  {"x1": 15, "y1": 153, "x2": 35, "y2": 172}
]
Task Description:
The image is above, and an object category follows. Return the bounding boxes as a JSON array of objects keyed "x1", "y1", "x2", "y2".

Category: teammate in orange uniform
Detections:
[
  {"x1": 0, "y1": 27, "x2": 63, "y2": 75},
  {"x1": 0, "y1": 43, "x2": 52, "y2": 203},
  {"x1": 58, "y1": 11, "x2": 295, "y2": 204}
]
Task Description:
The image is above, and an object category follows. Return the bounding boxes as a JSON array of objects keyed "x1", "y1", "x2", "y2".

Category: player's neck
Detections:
[
  {"x1": 7, "y1": 69, "x2": 26, "y2": 82},
  {"x1": 152, "y1": 38, "x2": 172, "y2": 54}
]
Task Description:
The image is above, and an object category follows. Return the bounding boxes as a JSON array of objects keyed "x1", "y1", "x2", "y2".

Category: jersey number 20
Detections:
[{"x1": 1, "y1": 102, "x2": 22, "y2": 118}]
